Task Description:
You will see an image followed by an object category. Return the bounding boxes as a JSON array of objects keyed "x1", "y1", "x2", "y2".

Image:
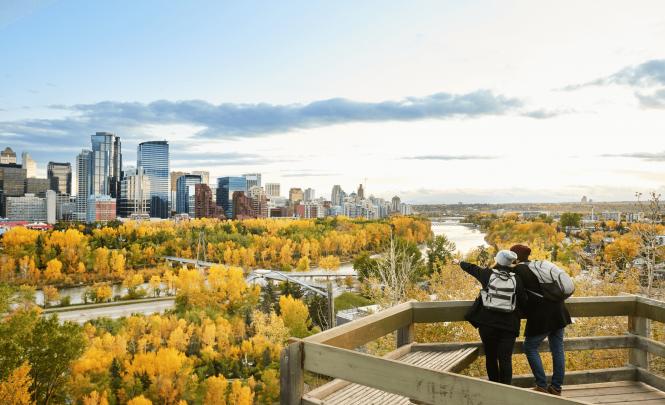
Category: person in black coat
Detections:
[
  {"x1": 456, "y1": 250, "x2": 528, "y2": 385},
  {"x1": 511, "y1": 244, "x2": 572, "y2": 396}
]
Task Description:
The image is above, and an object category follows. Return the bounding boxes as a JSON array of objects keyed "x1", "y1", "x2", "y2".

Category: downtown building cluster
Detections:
[{"x1": 0, "y1": 132, "x2": 412, "y2": 225}]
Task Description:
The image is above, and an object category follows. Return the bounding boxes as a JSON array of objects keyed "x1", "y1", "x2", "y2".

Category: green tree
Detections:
[
  {"x1": 353, "y1": 251, "x2": 379, "y2": 281},
  {"x1": 560, "y1": 212, "x2": 583, "y2": 229},
  {"x1": 426, "y1": 235, "x2": 457, "y2": 273}
]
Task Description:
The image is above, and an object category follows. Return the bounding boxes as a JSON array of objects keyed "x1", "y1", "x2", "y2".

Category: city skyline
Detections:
[{"x1": 1, "y1": 1, "x2": 665, "y2": 203}]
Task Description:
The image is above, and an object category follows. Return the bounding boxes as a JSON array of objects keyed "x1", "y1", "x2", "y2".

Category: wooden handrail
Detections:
[{"x1": 302, "y1": 341, "x2": 580, "y2": 405}]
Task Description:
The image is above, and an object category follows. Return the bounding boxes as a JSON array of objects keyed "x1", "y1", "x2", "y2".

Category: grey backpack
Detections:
[
  {"x1": 480, "y1": 269, "x2": 518, "y2": 313},
  {"x1": 527, "y1": 260, "x2": 575, "y2": 302}
]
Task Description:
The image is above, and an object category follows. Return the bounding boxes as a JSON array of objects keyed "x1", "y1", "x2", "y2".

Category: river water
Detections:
[{"x1": 36, "y1": 219, "x2": 487, "y2": 305}]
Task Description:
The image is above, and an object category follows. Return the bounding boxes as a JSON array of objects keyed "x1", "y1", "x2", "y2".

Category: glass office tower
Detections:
[
  {"x1": 216, "y1": 176, "x2": 246, "y2": 218},
  {"x1": 137, "y1": 141, "x2": 170, "y2": 218},
  {"x1": 47, "y1": 162, "x2": 73, "y2": 195},
  {"x1": 176, "y1": 174, "x2": 202, "y2": 214},
  {"x1": 90, "y1": 132, "x2": 121, "y2": 199}
]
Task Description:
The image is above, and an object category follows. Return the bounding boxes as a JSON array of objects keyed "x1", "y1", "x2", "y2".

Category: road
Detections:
[{"x1": 49, "y1": 298, "x2": 175, "y2": 324}]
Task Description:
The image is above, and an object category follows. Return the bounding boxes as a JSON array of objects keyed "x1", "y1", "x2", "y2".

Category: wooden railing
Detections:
[{"x1": 280, "y1": 295, "x2": 665, "y2": 405}]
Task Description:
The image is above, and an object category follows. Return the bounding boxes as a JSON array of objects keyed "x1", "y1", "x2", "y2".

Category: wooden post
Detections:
[
  {"x1": 280, "y1": 340, "x2": 304, "y2": 405},
  {"x1": 327, "y1": 281, "x2": 336, "y2": 329},
  {"x1": 396, "y1": 322, "x2": 414, "y2": 347},
  {"x1": 628, "y1": 315, "x2": 649, "y2": 370}
]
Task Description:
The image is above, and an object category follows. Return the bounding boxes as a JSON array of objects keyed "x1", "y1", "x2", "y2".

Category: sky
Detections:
[{"x1": 1, "y1": 0, "x2": 665, "y2": 203}]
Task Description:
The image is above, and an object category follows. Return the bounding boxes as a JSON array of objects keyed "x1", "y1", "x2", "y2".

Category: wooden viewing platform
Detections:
[{"x1": 280, "y1": 295, "x2": 665, "y2": 405}]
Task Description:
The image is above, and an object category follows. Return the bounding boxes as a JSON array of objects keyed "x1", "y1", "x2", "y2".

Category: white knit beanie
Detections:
[{"x1": 495, "y1": 250, "x2": 518, "y2": 266}]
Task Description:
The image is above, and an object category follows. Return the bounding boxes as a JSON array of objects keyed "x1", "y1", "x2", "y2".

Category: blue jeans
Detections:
[{"x1": 524, "y1": 328, "x2": 565, "y2": 390}]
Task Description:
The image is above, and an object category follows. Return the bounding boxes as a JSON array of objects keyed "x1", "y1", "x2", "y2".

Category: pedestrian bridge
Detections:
[{"x1": 280, "y1": 295, "x2": 665, "y2": 405}]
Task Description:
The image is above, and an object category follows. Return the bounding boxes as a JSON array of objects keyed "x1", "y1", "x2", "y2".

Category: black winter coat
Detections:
[
  {"x1": 513, "y1": 262, "x2": 572, "y2": 337},
  {"x1": 460, "y1": 262, "x2": 528, "y2": 337}
]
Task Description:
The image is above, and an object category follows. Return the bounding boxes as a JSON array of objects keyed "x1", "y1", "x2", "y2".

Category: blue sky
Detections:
[{"x1": 2, "y1": 1, "x2": 665, "y2": 203}]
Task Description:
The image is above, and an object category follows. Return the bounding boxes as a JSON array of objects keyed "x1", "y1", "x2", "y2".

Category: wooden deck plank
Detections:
[
  {"x1": 561, "y1": 381, "x2": 665, "y2": 405},
  {"x1": 584, "y1": 392, "x2": 665, "y2": 403},
  {"x1": 316, "y1": 347, "x2": 489, "y2": 405}
]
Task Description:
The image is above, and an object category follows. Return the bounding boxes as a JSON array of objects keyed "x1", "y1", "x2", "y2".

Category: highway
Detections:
[{"x1": 48, "y1": 298, "x2": 175, "y2": 324}]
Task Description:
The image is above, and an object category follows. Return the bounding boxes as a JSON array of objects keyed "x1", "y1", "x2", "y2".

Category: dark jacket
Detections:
[
  {"x1": 460, "y1": 262, "x2": 528, "y2": 337},
  {"x1": 513, "y1": 261, "x2": 572, "y2": 337}
]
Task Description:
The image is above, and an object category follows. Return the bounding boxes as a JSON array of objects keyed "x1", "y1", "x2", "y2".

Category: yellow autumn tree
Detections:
[
  {"x1": 95, "y1": 284, "x2": 113, "y2": 302},
  {"x1": 0, "y1": 363, "x2": 33, "y2": 405},
  {"x1": 279, "y1": 295, "x2": 312, "y2": 338},
  {"x1": 204, "y1": 375, "x2": 228, "y2": 405},
  {"x1": 82, "y1": 390, "x2": 109, "y2": 405},
  {"x1": 110, "y1": 250, "x2": 126, "y2": 278},
  {"x1": 149, "y1": 275, "x2": 161, "y2": 297},
  {"x1": 228, "y1": 380, "x2": 253, "y2": 405},
  {"x1": 604, "y1": 234, "x2": 640, "y2": 270},
  {"x1": 44, "y1": 258, "x2": 63, "y2": 282},
  {"x1": 296, "y1": 257, "x2": 310, "y2": 271},
  {"x1": 93, "y1": 247, "x2": 111, "y2": 277},
  {"x1": 42, "y1": 285, "x2": 59, "y2": 307},
  {"x1": 127, "y1": 396, "x2": 152, "y2": 405},
  {"x1": 319, "y1": 255, "x2": 341, "y2": 270}
]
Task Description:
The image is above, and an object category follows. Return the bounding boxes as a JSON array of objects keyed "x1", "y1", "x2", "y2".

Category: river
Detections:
[{"x1": 430, "y1": 220, "x2": 488, "y2": 255}]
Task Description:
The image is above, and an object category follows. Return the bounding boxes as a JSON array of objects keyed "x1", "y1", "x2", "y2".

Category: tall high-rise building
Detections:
[
  {"x1": 265, "y1": 183, "x2": 281, "y2": 197},
  {"x1": 194, "y1": 184, "x2": 224, "y2": 219},
  {"x1": 21, "y1": 152, "x2": 36, "y2": 178},
  {"x1": 138, "y1": 141, "x2": 170, "y2": 218},
  {"x1": 391, "y1": 196, "x2": 401, "y2": 213},
  {"x1": 289, "y1": 187, "x2": 304, "y2": 204},
  {"x1": 249, "y1": 186, "x2": 269, "y2": 218},
  {"x1": 0, "y1": 147, "x2": 16, "y2": 164},
  {"x1": 47, "y1": 162, "x2": 72, "y2": 195},
  {"x1": 0, "y1": 163, "x2": 27, "y2": 216},
  {"x1": 216, "y1": 176, "x2": 246, "y2": 218},
  {"x1": 357, "y1": 184, "x2": 365, "y2": 200},
  {"x1": 304, "y1": 188, "x2": 316, "y2": 202},
  {"x1": 243, "y1": 173, "x2": 261, "y2": 189},
  {"x1": 331, "y1": 185, "x2": 344, "y2": 206},
  {"x1": 76, "y1": 150, "x2": 92, "y2": 221},
  {"x1": 119, "y1": 167, "x2": 151, "y2": 218},
  {"x1": 170, "y1": 171, "x2": 187, "y2": 204},
  {"x1": 191, "y1": 170, "x2": 210, "y2": 185},
  {"x1": 90, "y1": 132, "x2": 122, "y2": 199},
  {"x1": 176, "y1": 174, "x2": 202, "y2": 214}
]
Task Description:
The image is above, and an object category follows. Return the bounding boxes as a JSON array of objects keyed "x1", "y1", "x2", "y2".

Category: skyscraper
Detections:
[
  {"x1": 243, "y1": 173, "x2": 261, "y2": 189},
  {"x1": 76, "y1": 149, "x2": 92, "y2": 221},
  {"x1": 357, "y1": 184, "x2": 365, "y2": 200},
  {"x1": 90, "y1": 132, "x2": 122, "y2": 199},
  {"x1": 119, "y1": 166, "x2": 151, "y2": 218},
  {"x1": 304, "y1": 188, "x2": 316, "y2": 202},
  {"x1": 265, "y1": 182, "x2": 281, "y2": 197},
  {"x1": 47, "y1": 162, "x2": 72, "y2": 195},
  {"x1": 176, "y1": 174, "x2": 202, "y2": 214},
  {"x1": 216, "y1": 176, "x2": 246, "y2": 218},
  {"x1": 21, "y1": 152, "x2": 36, "y2": 178},
  {"x1": 0, "y1": 163, "x2": 27, "y2": 216},
  {"x1": 138, "y1": 141, "x2": 170, "y2": 218},
  {"x1": 194, "y1": 184, "x2": 224, "y2": 219},
  {"x1": 391, "y1": 196, "x2": 401, "y2": 213},
  {"x1": 0, "y1": 147, "x2": 16, "y2": 164},
  {"x1": 331, "y1": 185, "x2": 344, "y2": 206}
]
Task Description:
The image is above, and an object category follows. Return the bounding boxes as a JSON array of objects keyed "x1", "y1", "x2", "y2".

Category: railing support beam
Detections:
[
  {"x1": 628, "y1": 315, "x2": 650, "y2": 370},
  {"x1": 280, "y1": 340, "x2": 304, "y2": 405},
  {"x1": 396, "y1": 322, "x2": 414, "y2": 347}
]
